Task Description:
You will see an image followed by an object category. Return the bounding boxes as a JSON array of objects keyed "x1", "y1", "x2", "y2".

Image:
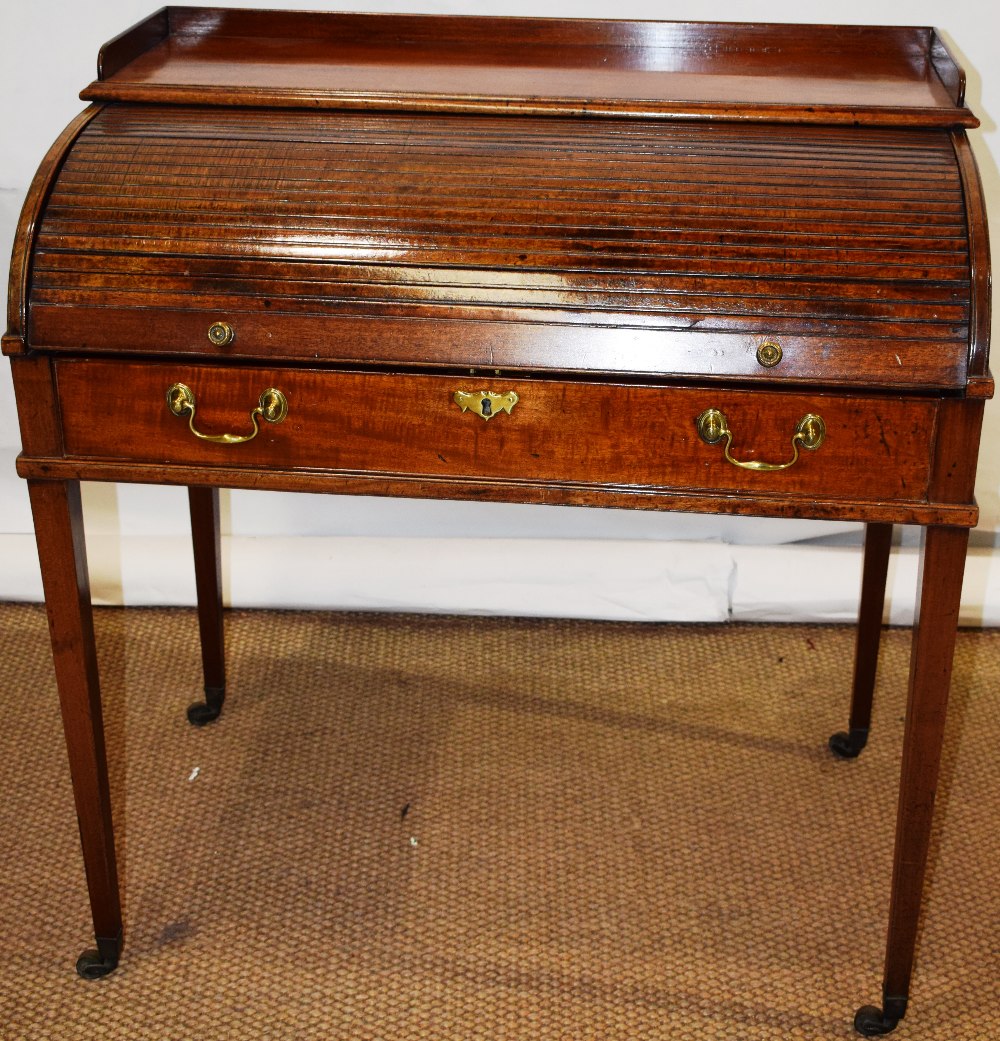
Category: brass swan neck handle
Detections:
[
  {"x1": 695, "y1": 408, "x2": 825, "y2": 472},
  {"x1": 166, "y1": 383, "x2": 288, "y2": 445}
]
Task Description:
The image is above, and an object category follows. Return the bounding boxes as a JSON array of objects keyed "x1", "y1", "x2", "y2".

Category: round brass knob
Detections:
[
  {"x1": 756, "y1": 341, "x2": 782, "y2": 368},
  {"x1": 207, "y1": 321, "x2": 235, "y2": 347}
]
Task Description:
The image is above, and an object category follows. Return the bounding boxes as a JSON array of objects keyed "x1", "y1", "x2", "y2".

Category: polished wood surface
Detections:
[
  {"x1": 188, "y1": 486, "x2": 225, "y2": 716},
  {"x1": 24, "y1": 106, "x2": 977, "y2": 387},
  {"x1": 27, "y1": 480, "x2": 122, "y2": 966},
  {"x1": 5, "y1": 8, "x2": 992, "y2": 1034},
  {"x1": 52, "y1": 359, "x2": 942, "y2": 511},
  {"x1": 82, "y1": 9, "x2": 976, "y2": 126},
  {"x1": 4, "y1": 105, "x2": 101, "y2": 344},
  {"x1": 834, "y1": 522, "x2": 895, "y2": 758},
  {"x1": 16, "y1": 456, "x2": 981, "y2": 530},
  {"x1": 953, "y1": 132, "x2": 993, "y2": 373},
  {"x1": 882, "y1": 525, "x2": 970, "y2": 1010}
]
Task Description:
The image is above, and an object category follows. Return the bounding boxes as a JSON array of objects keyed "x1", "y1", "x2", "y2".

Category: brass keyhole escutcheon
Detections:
[
  {"x1": 454, "y1": 390, "x2": 518, "y2": 421},
  {"x1": 207, "y1": 321, "x2": 235, "y2": 347},
  {"x1": 756, "y1": 341, "x2": 783, "y2": 368}
]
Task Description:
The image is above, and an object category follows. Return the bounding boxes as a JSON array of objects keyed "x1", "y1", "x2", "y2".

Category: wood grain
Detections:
[
  {"x1": 847, "y1": 523, "x2": 894, "y2": 736},
  {"x1": 8, "y1": 355, "x2": 64, "y2": 456},
  {"x1": 952, "y1": 131, "x2": 993, "y2": 378},
  {"x1": 188, "y1": 486, "x2": 225, "y2": 698},
  {"x1": 52, "y1": 358, "x2": 940, "y2": 508},
  {"x1": 15, "y1": 456, "x2": 979, "y2": 528},
  {"x1": 80, "y1": 10, "x2": 976, "y2": 127},
  {"x1": 27, "y1": 480, "x2": 122, "y2": 957},
  {"x1": 28, "y1": 107, "x2": 976, "y2": 388},
  {"x1": 880, "y1": 525, "x2": 970, "y2": 1008},
  {"x1": 5, "y1": 105, "x2": 102, "y2": 342}
]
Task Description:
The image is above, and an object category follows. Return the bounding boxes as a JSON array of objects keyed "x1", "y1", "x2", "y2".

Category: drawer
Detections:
[{"x1": 54, "y1": 359, "x2": 936, "y2": 504}]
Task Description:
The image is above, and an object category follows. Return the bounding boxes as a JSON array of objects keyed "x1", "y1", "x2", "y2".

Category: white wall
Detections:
[{"x1": 3, "y1": 0, "x2": 1000, "y2": 623}]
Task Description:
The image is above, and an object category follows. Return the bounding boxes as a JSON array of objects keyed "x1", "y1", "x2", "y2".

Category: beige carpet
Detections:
[{"x1": 0, "y1": 603, "x2": 997, "y2": 1040}]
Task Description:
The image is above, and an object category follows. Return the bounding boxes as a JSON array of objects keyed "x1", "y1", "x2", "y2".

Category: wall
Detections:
[{"x1": 3, "y1": 0, "x2": 999, "y2": 623}]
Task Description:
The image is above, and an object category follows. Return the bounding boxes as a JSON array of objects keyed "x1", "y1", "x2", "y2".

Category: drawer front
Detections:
[{"x1": 55, "y1": 359, "x2": 935, "y2": 503}]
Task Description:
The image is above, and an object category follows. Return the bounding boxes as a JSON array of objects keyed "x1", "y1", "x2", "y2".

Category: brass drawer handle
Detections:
[
  {"x1": 454, "y1": 390, "x2": 518, "y2": 420},
  {"x1": 695, "y1": 408, "x2": 825, "y2": 472},
  {"x1": 166, "y1": 383, "x2": 288, "y2": 444}
]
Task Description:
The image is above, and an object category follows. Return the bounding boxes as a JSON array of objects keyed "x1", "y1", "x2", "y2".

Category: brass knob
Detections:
[
  {"x1": 756, "y1": 341, "x2": 782, "y2": 368},
  {"x1": 207, "y1": 321, "x2": 235, "y2": 347}
]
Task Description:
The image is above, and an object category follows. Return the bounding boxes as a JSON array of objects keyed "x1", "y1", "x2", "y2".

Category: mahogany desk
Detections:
[{"x1": 4, "y1": 9, "x2": 993, "y2": 1036}]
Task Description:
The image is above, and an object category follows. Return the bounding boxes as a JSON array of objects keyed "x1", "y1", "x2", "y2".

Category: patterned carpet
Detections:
[{"x1": 0, "y1": 603, "x2": 997, "y2": 1040}]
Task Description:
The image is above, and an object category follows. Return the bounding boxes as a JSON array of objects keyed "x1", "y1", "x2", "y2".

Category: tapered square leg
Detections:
[
  {"x1": 187, "y1": 486, "x2": 226, "y2": 725},
  {"x1": 28, "y1": 479, "x2": 122, "y2": 977},
  {"x1": 853, "y1": 524, "x2": 969, "y2": 1035},
  {"x1": 830, "y1": 523, "x2": 893, "y2": 759}
]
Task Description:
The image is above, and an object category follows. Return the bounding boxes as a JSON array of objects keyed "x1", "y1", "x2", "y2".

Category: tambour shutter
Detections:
[{"x1": 28, "y1": 105, "x2": 975, "y2": 389}]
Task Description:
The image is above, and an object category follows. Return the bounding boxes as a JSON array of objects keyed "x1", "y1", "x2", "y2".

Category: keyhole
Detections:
[{"x1": 480, "y1": 398, "x2": 492, "y2": 417}]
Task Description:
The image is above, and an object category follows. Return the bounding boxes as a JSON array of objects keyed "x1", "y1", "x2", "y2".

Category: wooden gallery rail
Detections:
[{"x1": 3, "y1": 8, "x2": 992, "y2": 1036}]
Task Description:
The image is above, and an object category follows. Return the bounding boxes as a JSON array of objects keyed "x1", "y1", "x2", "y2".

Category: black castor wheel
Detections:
[
  {"x1": 829, "y1": 727, "x2": 869, "y2": 759},
  {"x1": 187, "y1": 685, "x2": 226, "y2": 726}
]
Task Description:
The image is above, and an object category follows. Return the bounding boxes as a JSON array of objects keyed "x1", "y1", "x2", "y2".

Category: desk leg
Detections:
[
  {"x1": 28, "y1": 479, "x2": 122, "y2": 978},
  {"x1": 187, "y1": 486, "x2": 226, "y2": 726},
  {"x1": 830, "y1": 522, "x2": 893, "y2": 759},
  {"x1": 854, "y1": 524, "x2": 968, "y2": 1036}
]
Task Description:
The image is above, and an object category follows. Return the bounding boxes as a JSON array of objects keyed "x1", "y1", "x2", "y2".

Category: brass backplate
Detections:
[
  {"x1": 795, "y1": 413, "x2": 826, "y2": 450},
  {"x1": 259, "y1": 388, "x2": 289, "y2": 424},
  {"x1": 166, "y1": 382, "x2": 195, "y2": 416},
  {"x1": 695, "y1": 408, "x2": 728, "y2": 445},
  {"x1": 454, "y1": 390, "x2": 519, "y2": 420}
]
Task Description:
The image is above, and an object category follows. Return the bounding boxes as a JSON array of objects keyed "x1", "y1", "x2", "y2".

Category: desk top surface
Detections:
[{"x1": 84, "y1": 8, "x2": 976, "y2": 128}]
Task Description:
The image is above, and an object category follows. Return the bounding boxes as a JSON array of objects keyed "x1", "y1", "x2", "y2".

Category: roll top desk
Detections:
[{"x1": 4, "y1": 8, "x2": 992, "y2": 1035}]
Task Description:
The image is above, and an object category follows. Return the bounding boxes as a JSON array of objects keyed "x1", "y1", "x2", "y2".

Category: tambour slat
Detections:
[
  {"x1": 33, "y1": 235, "x2": 969, "y2": 284},
  {"x1": 45, "y1": 182, "x2": 968, "y2": 215},
  {"x1": 65, "y1": 133, "x2": 960, "y2": 167},
  {"x1": 31, "y1": 270, "x2": 965, "y2": 318},
  {"x1": 35, "y1": 213, "x2": 970, "y2": 261},
  {"x1": 44, "y1": 189, "x2": 968, "y2": 229},
  {"x1": 56, "y1": 154, "x2": 961, "y2": 190},
  {"x1": 33, "y1": 253, "x2": 969, "y2": 299}
]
